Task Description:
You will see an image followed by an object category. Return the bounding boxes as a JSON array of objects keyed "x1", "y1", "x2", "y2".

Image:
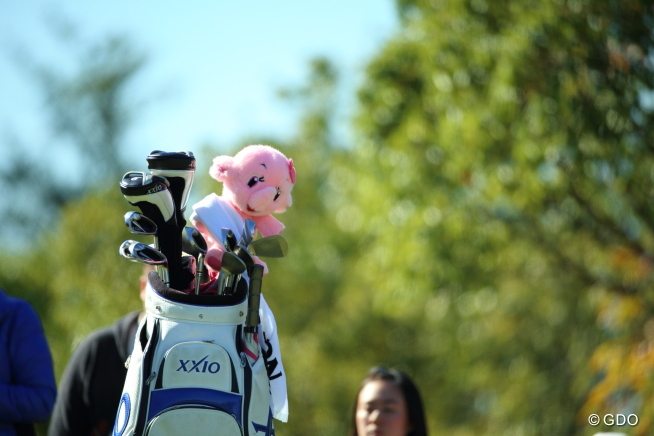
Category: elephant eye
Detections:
[
  {"x1": 248, "y1": 176, "x2": 264, "y2": 187},
  {"x1": 274, "y1": 187, "x2": 281, "y2": 201}
]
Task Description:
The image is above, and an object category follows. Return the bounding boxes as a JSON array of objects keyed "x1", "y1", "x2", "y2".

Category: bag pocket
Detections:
[
  {"x1": 144, "y1": 342, "x2": 244, "y2": 436},
  {"x1": 154, "y1": 341, "x2": 238, "y2": 392},
  {"x1": 144, "y1": 406, "x2": 241, "y2": 436}
]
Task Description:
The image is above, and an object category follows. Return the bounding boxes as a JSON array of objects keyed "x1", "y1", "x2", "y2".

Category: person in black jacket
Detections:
[{"x1": 48, "y1": 266, "x2": 152, "y2": 436}]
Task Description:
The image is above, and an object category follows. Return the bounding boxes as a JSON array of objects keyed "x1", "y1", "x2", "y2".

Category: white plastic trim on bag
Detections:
[{"x1": 145, "y1": 282, "x2": 247, "y2": 325}]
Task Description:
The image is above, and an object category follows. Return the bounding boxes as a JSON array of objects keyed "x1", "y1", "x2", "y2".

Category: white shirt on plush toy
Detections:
[{"x1": 190, "y1": 144, "x2": 296, "y2": 422}]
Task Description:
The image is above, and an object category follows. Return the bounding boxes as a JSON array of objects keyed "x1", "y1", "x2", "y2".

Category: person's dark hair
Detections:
[{"x1": 348, "y1": 366, "x2": 428, "y2": 436}]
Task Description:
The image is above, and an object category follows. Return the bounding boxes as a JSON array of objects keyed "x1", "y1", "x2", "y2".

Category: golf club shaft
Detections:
[{"x1": 216, "y1": 270, "x2": 230, "y2": 295}]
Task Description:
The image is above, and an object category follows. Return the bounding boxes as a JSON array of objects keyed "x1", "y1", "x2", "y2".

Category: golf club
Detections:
[
  {"x1": 147, "y1": 151, "x2": 196, "y2": 290},
  {"x1": 239, "y1": 219, "x2": 257, "y2": 247},
  {"x1": 124, "y1": 211, "x2": 158, "y2": 240},
  {"x1": 127, "y1": 241, "x2": 169, "y2": 285},
  {"x1": 216, "y1": 252, "x2": 247, "y2": 295},
  {"x1": 229, "y1": 244, "x2": 255, "y2": 293},
  {"x1": 119, "y1": 240, "x2": 139, "y2": 260},
  {"x1": 120, "y1": 172, "x2": 176, "y2": 225},
  {"x1": 247, "y1": 235, "x2": 288, "y2": 258},
  {"x1": 233, "y1": 245, "x2": 255, "y2": 268},
  {"x1": 181, "y1": 226, "x2": 207, "y2": 257},
  {"x1": 221, "y1": 228, "x2": 238, "y2": 253},
  {"x1": 182, "y1": 227, "x2": 208, "y2": 295}
]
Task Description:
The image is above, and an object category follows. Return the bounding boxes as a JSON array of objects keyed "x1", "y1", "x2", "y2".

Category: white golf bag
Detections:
[{"x1": 112, "y1": 271, "x2": 282, "y2": 436}]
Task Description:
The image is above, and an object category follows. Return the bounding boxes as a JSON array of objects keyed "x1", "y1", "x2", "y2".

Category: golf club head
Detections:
[
  {"x1": 127, "y1": 241, "x2": 170, "y2": 285},
  {"x1": 182, "y1": 226, "x2": 207, "y2": 257},
  {"x1": 147, "y1": 150, "x2": 196, "y2": 219},
  {"x1": 119, "y1": 240, "x2": 139, "y2": 260},
  {"x1": 182, "y1": 227, "x2": 209, "y2": 291},
  {"x1": 248, "y1": 235, "x2": 288, "y2": 258},
  {"x1": 234, "y1": 245, "x2": 256, "y2": 268},
  {"x1": 124, "y1": 211, "x2": 158, "y2": 236},
  {"x1": 221, "y1": 228, "x2": 237, "y2": 252},
  {"x1": 221, "y1": 252, "x2": 247, "y2": 275},
  {"x1": 216, "y1": 252, "x2": 247, "y2": 295},
  {"x1": 128, "y1": 242, "x2": 167, "y2": 265},
  {"x1": 239, "y1": 219, "x2": 257, "y2": 246},
  {"x1": 120, "y1": 172, "x2": 176, "y2": 226},
  {"x1": 119, "y1": 240, "x2": 170, "y2": 284}
]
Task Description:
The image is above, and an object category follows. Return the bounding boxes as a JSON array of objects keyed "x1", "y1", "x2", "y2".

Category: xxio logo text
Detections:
[{"x1": 177, "y1": 355, "x2": 221, "y2": 374}]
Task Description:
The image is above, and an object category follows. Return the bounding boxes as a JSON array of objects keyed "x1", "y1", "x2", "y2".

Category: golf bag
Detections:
[
  {"x1": 116, "y1": 149, "x2": 289, "y2": 436},
  {"x1": 112, "y1": 271, "x2": 278, "y2": 436}
]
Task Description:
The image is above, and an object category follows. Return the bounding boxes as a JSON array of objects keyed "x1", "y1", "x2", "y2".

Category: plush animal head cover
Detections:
[{"x1": 210, "y1": 144, "x2": 296, "y2": 220}]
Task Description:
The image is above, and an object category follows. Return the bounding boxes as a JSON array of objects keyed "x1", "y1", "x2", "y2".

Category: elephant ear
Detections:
[{"x1": 209, "y1": 155, "x2": 235, "y2": 182}]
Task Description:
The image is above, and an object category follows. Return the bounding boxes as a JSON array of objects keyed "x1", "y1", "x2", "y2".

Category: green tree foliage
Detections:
[
  {"x1": 297, "y1": 0, "x2": 654, "y2": 435},
  {"x1": 263, "y1": 59, "x2": 361, "y2": 436}
]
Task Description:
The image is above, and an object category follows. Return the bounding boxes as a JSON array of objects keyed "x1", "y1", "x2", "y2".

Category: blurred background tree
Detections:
[
  {"x1": 2, "y1": 1, "x2": 654, "y2": 435},
  {"x1": 0, "y1": 18, "x2": 147, "y2": 245},
  {"x1": 319, "y1": 0, "x2": 654, "y2": 435}
]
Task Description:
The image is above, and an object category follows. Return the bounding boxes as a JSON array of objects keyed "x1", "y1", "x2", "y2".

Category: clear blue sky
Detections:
[{"x1": 0, "y1": 1, "x2": 398, "y2": 169}]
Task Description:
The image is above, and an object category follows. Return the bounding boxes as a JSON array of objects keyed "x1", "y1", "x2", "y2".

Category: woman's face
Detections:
[{"x1": 355, "y1": 379, "x2": 411, "y2": 436}]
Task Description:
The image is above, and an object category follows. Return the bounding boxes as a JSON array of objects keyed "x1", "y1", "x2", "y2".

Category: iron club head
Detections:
[
  {"x1": 221, "y1": 228, "x2": 238, "y2": 252},
  {"x1": 182, "y1": 226, "x2": 207, "y2": 257},
  {"x1": 119, "y1": 240, "x2": 138, "y2": 260},
  {"x1": 128, "y1": 242, "x2": 167, "y2": 265},
  {"x1": 124, "y1": 211, "x2": 158, "y2": 236},
  {"x1": 128, "y1": 241, "x2": 169, "y2": 286},
  {"x1": 216, "y1": 252, "x2": 247, "y2": 295},
  {"x1": 248, "y1": 235, "x2": 288, "y2": 258},
  {"x1": 239, "y1": 219, "x2": 257, "y2": 246},
  {"x1": 233, "y1": 245, "x2": 256, "y2": 269}
]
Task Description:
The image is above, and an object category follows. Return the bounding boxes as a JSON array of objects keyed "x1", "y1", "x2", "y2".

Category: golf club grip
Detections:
[{"x1": 245, "y1": 265, "x2": 264, "y2": 329}]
